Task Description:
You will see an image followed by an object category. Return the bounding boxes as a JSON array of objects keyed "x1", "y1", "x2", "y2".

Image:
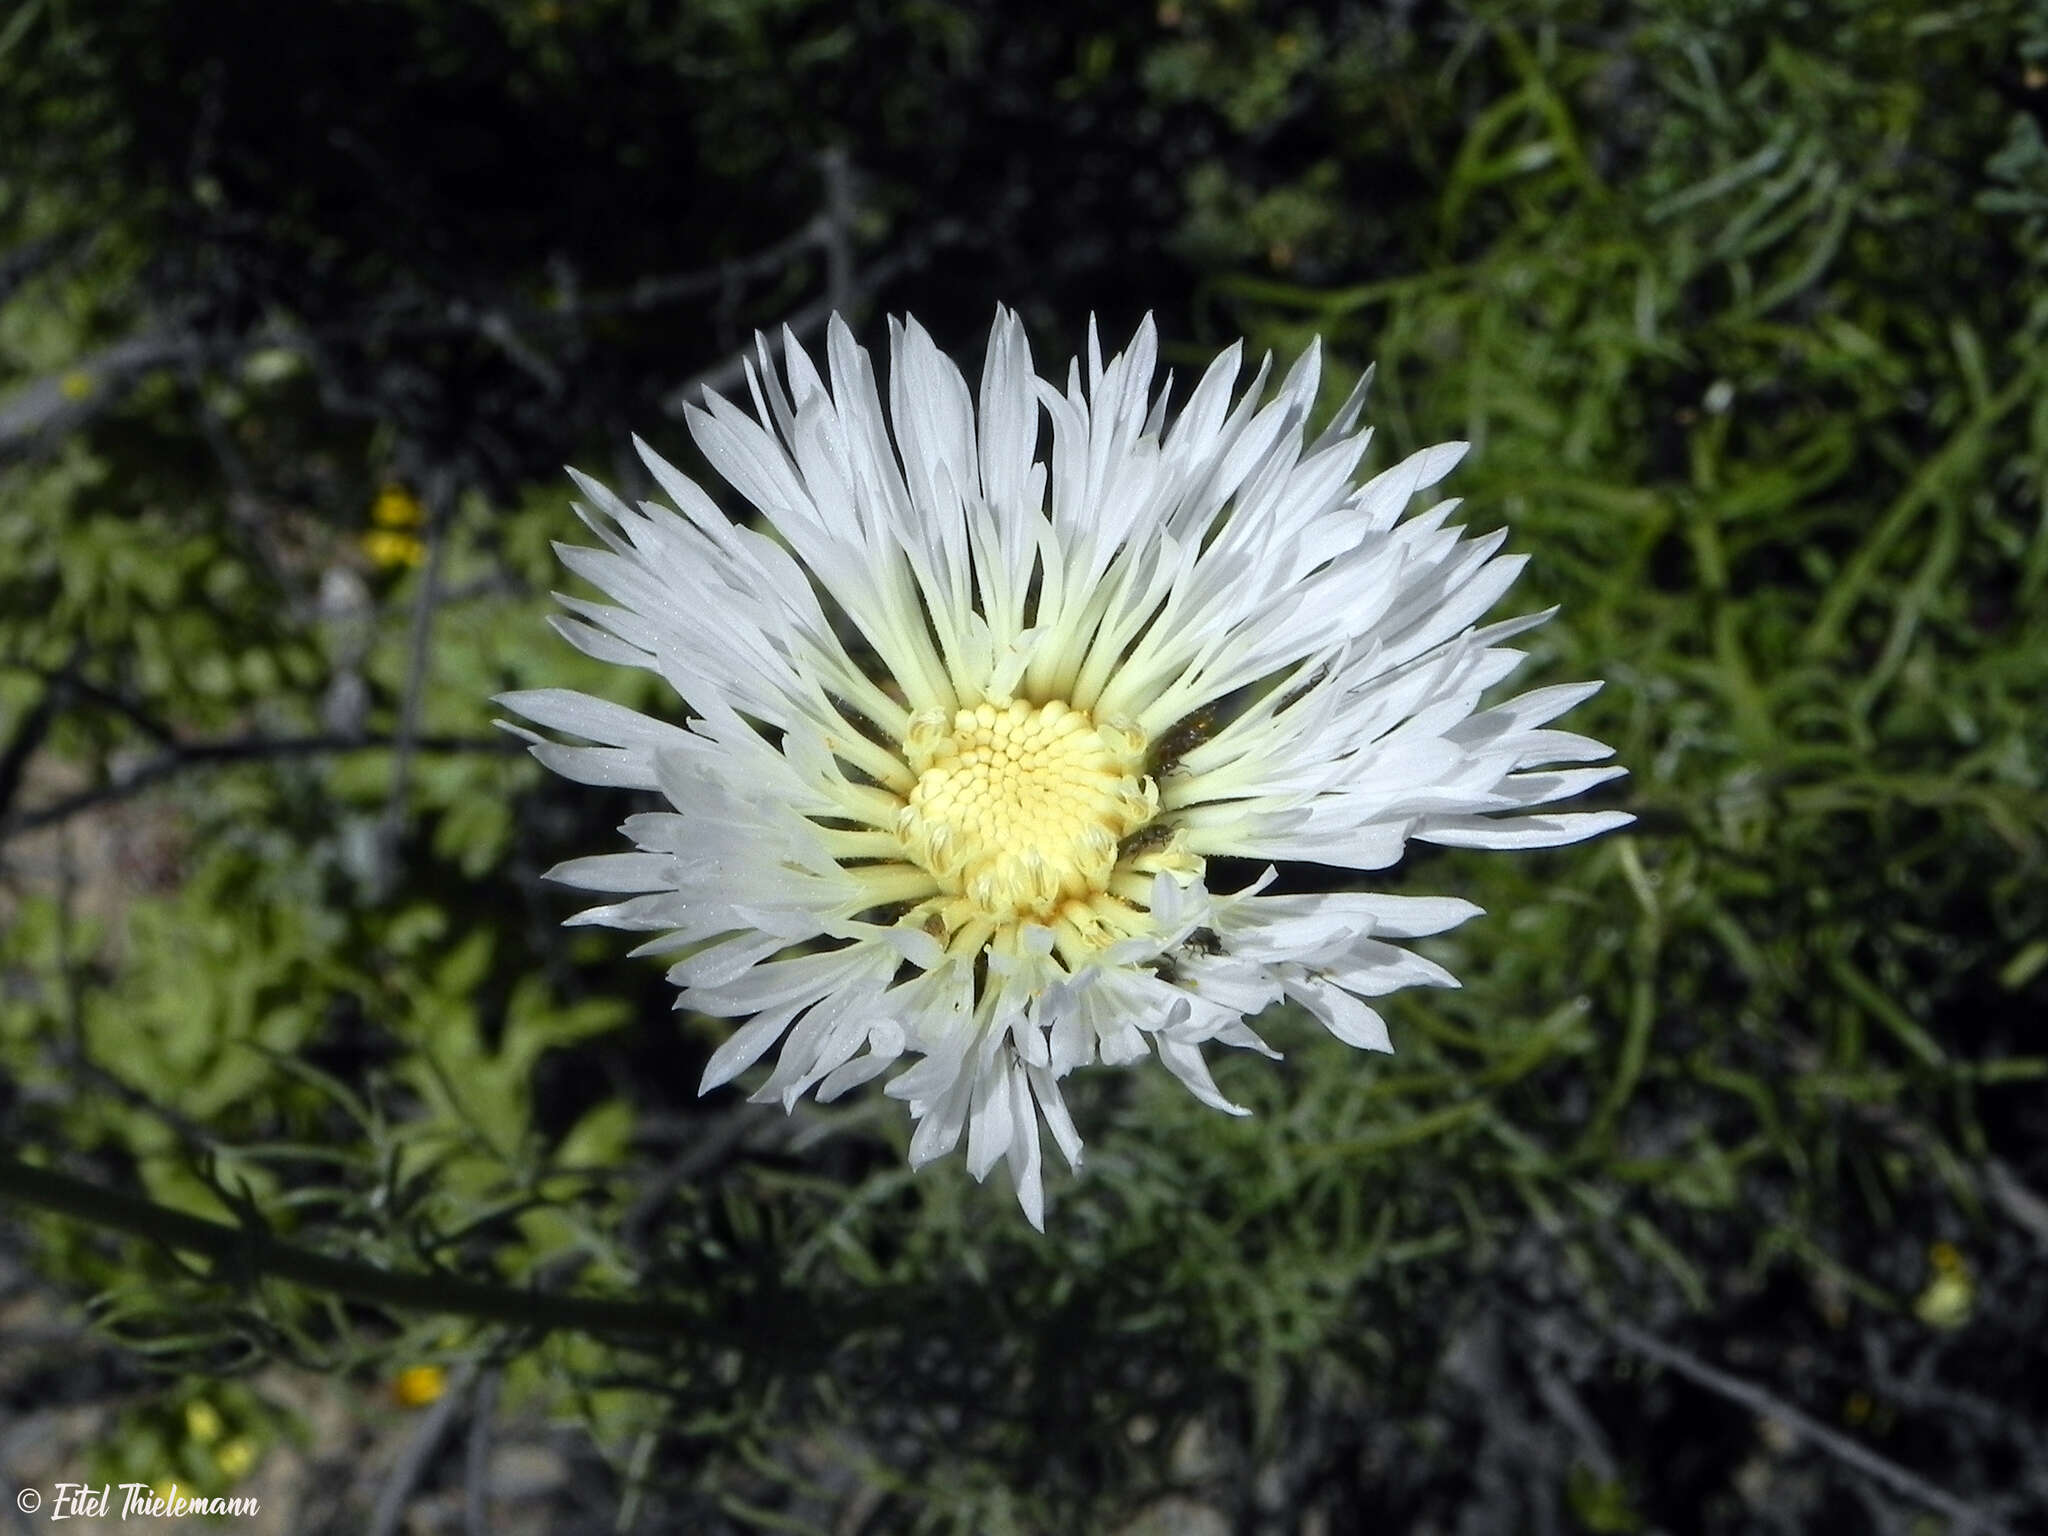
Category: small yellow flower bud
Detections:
[
  {"x1": 183, "y1": 1401, "x2": 223, "y2": 1443},
  {"x1": 393, "y1": 1364, "x2": 447, "y2": 1407},
  {"x1": 373, "y1": 484, "x2": 427, "y2": 529},
  {"x1": 215, "y1": 1437, "x2": 258, "y2": 1479}
]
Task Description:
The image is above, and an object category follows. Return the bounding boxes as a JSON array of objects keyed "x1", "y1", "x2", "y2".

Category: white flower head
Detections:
[{"x1": 501, "y1": 308, "x2": 1631, "y2": 1228}]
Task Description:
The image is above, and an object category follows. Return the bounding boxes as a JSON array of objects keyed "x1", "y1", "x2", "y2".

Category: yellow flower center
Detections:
[
  {"x1": 897, "y1": 699, "x2": 1159, "y2": 925},
  {"x1": 875, "y1": 695, "x2": 1208, "y2": 967}
]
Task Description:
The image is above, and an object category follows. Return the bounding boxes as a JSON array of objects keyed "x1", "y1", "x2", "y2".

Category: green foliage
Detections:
[{"x1": 87, "y1": 1380, "x2": 291, "y2": 1501}]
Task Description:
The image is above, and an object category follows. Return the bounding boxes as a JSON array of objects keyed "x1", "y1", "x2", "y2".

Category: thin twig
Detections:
[
  {"x1": 176, "y1": 348, "x2": 310, "y2": 619},
  {"x1": 370, "y1": 464, "x2": 455, "y2": 897},
  {"x1": 1605, "y1": 1318, "x2": 2016, "y2": 1535},
  {"x1": 577, "y1": 217, "x2": 830, "y2": 318},
  {"x1": 614, "y1": 1429, "x2": 659, "y2": 1536},
  {"x1": 53, "y1": 672, "x2": 179, "y2": 746},
  {"x1": 620, "y1": 1106, "x2": 774, "y2": 1259},
  {"x1": 449, "y1": 302, "x2": 564, "y2": 396},
  {"x1": 659, "y1": 219, "x2": 966, "y2": 415},
  {"x1": 818, "y1": 146, "x2": 856, "y2": 317},
  {"x1": 0, "y1": 670, "x2": 66, "y2": 820},
  {"x1": 1982, "y1": 1158, "x2": 2048, "y2": 1249},
  {"x1": 0, "y1": 330, "x2": 201, "y2": 458},
  {"x1": 463, "y1": 1368, "x2": 502, "y2": 1536},
  {"x1": 368, "y1": 1361, "x2": 477, "y2": 1536},
  {"x1": 0, "y1": 234, "x2": 70, "y2": 308}
]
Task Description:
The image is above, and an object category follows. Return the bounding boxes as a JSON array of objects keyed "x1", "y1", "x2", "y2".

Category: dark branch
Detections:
[
  {"x1": 0, "y1": 329, "x2": 199, "y2": 459},
  {"x1": 0, "y1": 234, "x2": 72, "y2": 308},
  {"x1": 369, "y1": 1362, "x2": 478, "y2": 1536},
  {"x1": 0, "y1": 732, "x2": 522, "y2": 841},
  {"x1": 575, "y1": 215, "x2": 832, "y2": 318},
  {"x1": 0, "y1": 1155, "x2": 711, "y2": 1341},
  {"x1": 0, "y1": 674, "x2": 65, "y2": 820},
  {"x1": 660, "y1": 217, "x2": 967, "y2": 414},
  {"x1": 1605, "y1": 1318, "x2": 2017, "y2": 1536}
]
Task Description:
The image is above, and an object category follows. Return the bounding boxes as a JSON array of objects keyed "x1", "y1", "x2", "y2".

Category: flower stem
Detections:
[{"x1": 0, "y1": 1154, "x2": 710, "y2": 1340}]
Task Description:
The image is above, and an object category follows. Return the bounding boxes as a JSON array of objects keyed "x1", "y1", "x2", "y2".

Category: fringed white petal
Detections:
[{"x1": 515, "y1": 307, "x2": 1630, "y2": 1228}]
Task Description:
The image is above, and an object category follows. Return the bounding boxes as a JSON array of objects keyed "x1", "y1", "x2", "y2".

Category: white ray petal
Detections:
[{"x1": 514, "y1": 307, "x2": 1631, "y2": 1228}]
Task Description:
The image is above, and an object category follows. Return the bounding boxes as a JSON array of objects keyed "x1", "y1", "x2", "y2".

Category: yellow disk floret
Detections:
[{"x1": 895, "y1": 697, "x2": 1199, "y2": 953}]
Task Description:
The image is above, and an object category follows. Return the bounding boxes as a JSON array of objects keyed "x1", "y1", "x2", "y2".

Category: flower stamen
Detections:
[{"x1": 896, "y1": 697, "x2": 1179, "y2": 939}]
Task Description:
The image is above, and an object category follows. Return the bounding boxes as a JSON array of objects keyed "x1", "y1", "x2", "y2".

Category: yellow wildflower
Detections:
[
  {"x1": 1913, "y1": 1242, "x2": 1973, "y2": 1330},
  {"x1": 362, "y1": 529, "x2": 427, "y2": 569},
  {"x1": 183, "y1": 1400, "x2": 223, "y2": 1444},
  {"x1": 215, "y1": 1437, "x2": 258, "y2": 1479},
  {"x1": 393, "y1": 1364, "x2": 447, "y2": 1407},
  {"x1": 373, "y1": 483, "x2": 428, "y2": 529}
]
